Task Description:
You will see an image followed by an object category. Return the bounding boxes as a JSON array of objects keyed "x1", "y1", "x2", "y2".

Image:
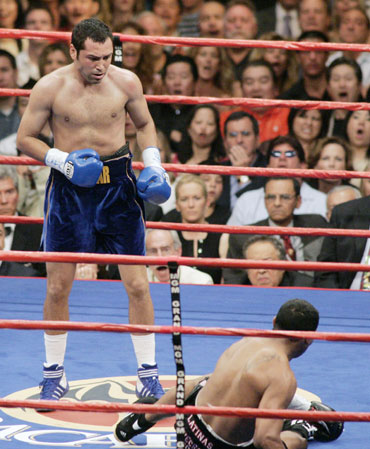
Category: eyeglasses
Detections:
[
  {"x1": 265, "y1": 194, "x2": 296, "y2": 202},
  {"x1": 270, "y1": 150, "x2": 297, "y2": 158}
]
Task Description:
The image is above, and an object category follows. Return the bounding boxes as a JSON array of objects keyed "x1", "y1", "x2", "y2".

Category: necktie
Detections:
[
  {"x1": 4, "y1": 226, "x2": 12, "y2": 237},
  {"x1": 283, "y1": 14, "x2": 292, "y2": 39},
  {"x1": 282, "y1": 235, "x2": 296, "y2": 260},
  {"x1": 360, "y1": 247, "x2": 370, "y2": 290}
]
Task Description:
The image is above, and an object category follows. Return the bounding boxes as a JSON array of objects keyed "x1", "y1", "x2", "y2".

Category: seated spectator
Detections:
[
  {"x1": 163, "y1": 172, "x2": 230, "y2": 224},
  {"x1": 223, "y1": 0, "x2": 258, "y2": 81},
  {"x1": 360, "y1": 161, "x2": 370, "y2": 197},
  {"x1": 220, "y1": 60, "x2": 290, "y2": 144},
  {"x1": 177, "y1": 0, "x2": 203, "y2": 37},
  {"x1": 189, "y1": 46, "x2": 234, "y2": 99},
  {"x1": 315, "y1": 195, "x2": 370, "y2": 289},
  {"x1": 249, "y1": 32, "x2": 299, "y2": 96},
  {"x1": 287, "y1": 108, "x2": 326, "y2": 160},
  {"x1": 146, "y1": 229, "x2": 213, "y2": 284},
  {"x1": 239, "y1": 235, "x2": 313, "y2": 287},
  {"x1": 298, "y1": 0, "x2": 331, "y2": 36},
  {"x1": 173, "y1": 174, "x2": 222, "y2": 283},
  {"x1": 326, "y1": 57, "x2": 363, "y2": 137},
  {"x1": 256, "y1": 0, "x2": 301, "y2": 39},
  {"x1": 223, "y1": 177, "x2": 326, "y2": 284},
  {"x1": 0, "y1": 50, "x2": 20, "y2": 141},
  {"x1": 59, "y1": 0, "x2": 100, "y2": 31},
  {"x1": 326, "y1": 6, "x2": 370, "y2": 91},
  {"x1": 115, "y1": 21, "x2": 156, "y2": 94},
  {"x1": 279, "y1": 30, "x2": 330, "y2": 101},
  {"x1": 0, "y1": 222, "x2": 41, "y2": 276},
  {"x1": 0, "y1": 0, "x2": 25, "y2": 57},
  {"x1": 175, "y1": 104, "x2": 225, "y2": 164},
  {"x1": 0, "y1": 166, "x2": 44, "y2": 276},
  {"x1": 218, "y1": 111, "x2": 267, "y2": 210},
  {"x1": 149, "y1": 54, "x2": 197, "y2": 153},
  {"x1": 152, "y1": 0, "x2": 181, "y2": 42},
  {"x1": 16, "y1": 2, "x2": 55, "y2": 86},
  {"x1": 227, "y1": 136, "x2": 327, "y2": 226},
  {"x1": 198, "y1": 0, "x2": 225, "y2": 38},
  {"x1": 326, "y1": 184, "x2": 362, "y2": 221},
  {"x1": 38, "y1": 42, "x2": 72, "y2": 77},
  {"x1": 343, "y1": 110, "x2": 370, "y2": 181},
  {"x1": 108, "y1": 0, "x2": 144, "y2": 29},
  {"x1": 307, "y1": 136, "x2": 353, "y2": 194}
]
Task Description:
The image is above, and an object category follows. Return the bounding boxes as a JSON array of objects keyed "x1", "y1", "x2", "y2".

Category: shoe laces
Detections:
[
  {"x1": 142, "y1": 376, "x2": 164, "y2": 397},
  {"x1": 39, "y1": 377, "x2": 61, "y2": 398}
]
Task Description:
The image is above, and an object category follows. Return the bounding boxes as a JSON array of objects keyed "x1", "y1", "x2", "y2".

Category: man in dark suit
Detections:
[
  {"x1": 314, "y1": 196, "x2": 370, "y2": 289},
  {"x1": 0, "y1": 166, "x2": 44, "y2": 276},
  {"x1": 257, "y1": 0, "x2": 301, "y2": 39},
  {"x1": 218, "y1": 111, "x2": 266, "y2": 210},
  {"x1": 223, "y1": 177, "x2": 327, "y2": 284}
]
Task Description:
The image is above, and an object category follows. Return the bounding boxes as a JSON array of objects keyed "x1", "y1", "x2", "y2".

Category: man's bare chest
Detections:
[{"x1": 52, "y1": 88, "x2": 126, "y2": 126}]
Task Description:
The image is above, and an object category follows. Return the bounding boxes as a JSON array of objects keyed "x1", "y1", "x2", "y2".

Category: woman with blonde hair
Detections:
[
  {"x1": 249, "y1": 31, "x2": 298, "y2": 96},
  {"x1": 173, "y1": 174, "x2": 222, "y2": 283}
]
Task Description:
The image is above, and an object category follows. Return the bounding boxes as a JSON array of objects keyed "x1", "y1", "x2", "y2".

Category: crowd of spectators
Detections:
[{"x1": 0, "y1": 0, "x2": 369, "y2": 289}]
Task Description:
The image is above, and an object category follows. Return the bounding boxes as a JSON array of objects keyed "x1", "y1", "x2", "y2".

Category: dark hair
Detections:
[
  {"x1": 71, "y1": 18, "x2": 113, "y2": 55},
  {"x1": 224, "y1": 110, "x2": 259, "y2": 137},
  {"x1": 241, "y1": 59, "x2": 277, "y2": 86},
  {"x1": 24, "y1": 2, "x2": 54, "y2": 26},
  {"x1": 264, "y1": 177, "x2": 301, "y2": 197},
  {"x1": 0, "y1": 49, "x2": 17, "y2": 70},
  {"x1": 297, "y1": 30, "x2": 329, "y2": 42},
  {"x1": 267, "y1": 135, "x2": 306, "y2": 163},
  {"x1": 274, "y1": 299, "x2": 319, "y2": 332},
  {"x1": 343, "y1": 110, "x2": 370, "y2": 159},
  {"x1": 243, "y1": 235, "x2": 286, "y2": 260},
  {"x1": 178, "y1": 104, "x2": 225, "y2": 164},
  {"x1": 326, "y1": 56, "x2": 362, "y2": 83},
  {"x1": 162, "y1": 54, "x2": 198, "y2": 81},
  {"x1": 288, "y1": 108, "x2": 327, "y2": 139}
]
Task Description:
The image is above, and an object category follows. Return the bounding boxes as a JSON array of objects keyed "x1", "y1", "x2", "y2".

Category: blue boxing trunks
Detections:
[
  {"x1": 184, "y1": 380, "x2": 256, "y2": 449},
  {"x1": 42, "y1": 144, "x2": 145, "y2": 255}
]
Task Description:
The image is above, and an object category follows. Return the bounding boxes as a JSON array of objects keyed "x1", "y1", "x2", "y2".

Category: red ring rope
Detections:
[
  {"x1": 0, "y1": 250, "x2": 369, "y2": 272},
  {"x1": 1, "y1": 28, "x2": 369, "y2": 54},
  {"x1": 0, "y1": 215, "x2": 369, "y2": 238},
  {"x1": 1, "y1": 319, "x2": 369, "y2": 343},
  {"x1": 3, "y1": 87, "x2": 370, "y2": 113},
  {"x1": 0, "y1": 398, "x2": 366, "y2": 422},
  {"x1": 0, "y1": 155, "x2": 369, "y2": 180}
]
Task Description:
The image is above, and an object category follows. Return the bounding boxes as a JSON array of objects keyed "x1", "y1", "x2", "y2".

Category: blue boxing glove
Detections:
[
  {"x1": 45, "y1": 148, "x2": 103, "y2": 188},
  {"x1": 137, "y1": 147, "x2": 171, "y2": 204}
]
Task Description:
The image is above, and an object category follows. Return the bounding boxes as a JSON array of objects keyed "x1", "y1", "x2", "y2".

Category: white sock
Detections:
[
  {"x1": 288, "y1": 391, "x2": 311, "y2": 410},
  {"x1": 44, "y1": 332, "x2": 67, "y2": 367},
  {"x1": 131, "y1": 333, "x2": 156, "y2": 368}
]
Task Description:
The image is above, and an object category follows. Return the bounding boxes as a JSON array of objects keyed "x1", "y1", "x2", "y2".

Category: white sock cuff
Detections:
[
  {"x1": 131, "y1": 333, "x2": 156, "y2": 367},
  {"x1": 44, "y1": 332, "x2": 68, "y2": 367}
]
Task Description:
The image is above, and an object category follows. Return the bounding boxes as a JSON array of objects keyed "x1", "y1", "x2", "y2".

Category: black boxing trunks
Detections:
[
  {"x1": 184, "y1": 380, "x2": 256, "y2": 449},
  {"x1": 42, "y1": 143, "x2": 146, "y2": 255}
]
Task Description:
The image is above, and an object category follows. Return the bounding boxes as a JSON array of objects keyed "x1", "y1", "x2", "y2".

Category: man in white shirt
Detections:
[
  {"x1": 146, "y1": 229, "x2": 213, "y2": 284},
  {"x1": 227, "y1": 135, "x2": 327, "y2": 226}
]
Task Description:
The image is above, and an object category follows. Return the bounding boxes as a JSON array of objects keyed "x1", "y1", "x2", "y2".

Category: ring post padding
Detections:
[{"x1": 169, "y1": 261, "x2": 185, "y2": 449}]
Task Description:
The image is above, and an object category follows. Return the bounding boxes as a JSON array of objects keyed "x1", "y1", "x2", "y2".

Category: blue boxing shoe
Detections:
[
  {"x1": 38, "y1": 363, "x2": 69, "y2": 412},
  {"x1": 136, "y1": 364, "x2": 165, "y2": 399}
]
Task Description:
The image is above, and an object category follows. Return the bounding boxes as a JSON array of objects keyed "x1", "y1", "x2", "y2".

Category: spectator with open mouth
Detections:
[{"x1": 326, "y1": 56, "x2": 363, "y2": 137}]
